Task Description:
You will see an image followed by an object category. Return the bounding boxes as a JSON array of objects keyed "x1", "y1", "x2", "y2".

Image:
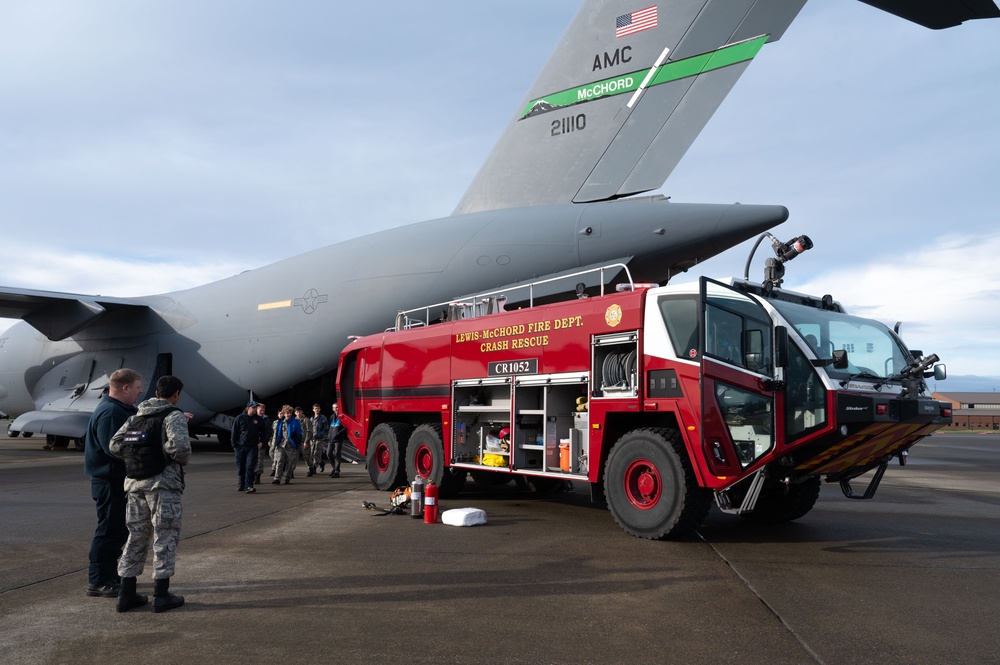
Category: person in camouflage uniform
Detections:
[
  {"x1": 254, "y1": 403, "x2": 270, "y2": 484},
  {"x1": 293, "y1": 406, "x2": 312, "y2": 477},
  {"x1": 301, "y1": 405, "x2": 323, "y2": 476},
  {"x1": 109, "y1": 375, "x2": 192, "y2": 613},
  {"x1": 309, "y1": 403, "x2": 330, "y2": 475},
  {"x1": 267, "y1": 408, "x2": 284, "y2": 478}
]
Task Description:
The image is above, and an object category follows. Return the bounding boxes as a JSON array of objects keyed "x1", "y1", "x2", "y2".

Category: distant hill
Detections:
[{"x1": 931, "y1": 375, "x2": 1000, "y2": 394}]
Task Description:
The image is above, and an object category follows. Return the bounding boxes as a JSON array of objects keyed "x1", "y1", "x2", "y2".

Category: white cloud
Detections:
[{"x1": 789, "y1": 233, "x2": 1000, "y2": 377}]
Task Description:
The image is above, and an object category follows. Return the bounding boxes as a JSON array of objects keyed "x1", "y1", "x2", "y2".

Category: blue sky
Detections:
[{"x1": 1, "y1": 1, "x2": 998, "y2": 390}]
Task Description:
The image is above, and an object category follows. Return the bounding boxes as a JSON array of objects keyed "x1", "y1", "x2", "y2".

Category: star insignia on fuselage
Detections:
[{"x1": 293, "y1": 288, "x2": 328, "y2": 314}]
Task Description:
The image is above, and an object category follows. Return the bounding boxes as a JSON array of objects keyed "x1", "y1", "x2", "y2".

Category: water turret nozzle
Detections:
[{"x1": 744, "y1": 233, "x2": 814, "y2": 294}]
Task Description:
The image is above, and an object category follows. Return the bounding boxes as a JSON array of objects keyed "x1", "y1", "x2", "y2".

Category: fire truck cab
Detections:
[{"x1": 336, "y1": 263, "x2": 950, "y2": 539}]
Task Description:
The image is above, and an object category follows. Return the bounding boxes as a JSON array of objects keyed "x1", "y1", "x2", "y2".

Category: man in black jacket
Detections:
[
  {"x1": 230, "y1": 401, "x2": 268, "y2": 493},
  {"x1": 83, "y1": 368, "x2": 143, "y2": 598}
]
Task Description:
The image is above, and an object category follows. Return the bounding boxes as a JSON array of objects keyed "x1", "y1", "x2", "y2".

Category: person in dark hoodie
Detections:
[
  {"x1": 230, "y1": 400, "x2": 267, "y2": 493},
  {"x1": 83, "y1": 368, "x2": 143, "y2": 599},
  {"x1": 110, "y1": 375, "x2": 192, "y2": 613}
]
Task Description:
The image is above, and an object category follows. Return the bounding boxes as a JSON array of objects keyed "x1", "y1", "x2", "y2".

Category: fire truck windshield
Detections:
[{"x1": 769, "y1": 299, "x2": 911, "y2": 381}]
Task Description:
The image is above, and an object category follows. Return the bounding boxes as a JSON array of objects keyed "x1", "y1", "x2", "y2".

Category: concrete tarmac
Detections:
[{"x1": 1, "y1": 429, "x2": 998, "y2": 664}]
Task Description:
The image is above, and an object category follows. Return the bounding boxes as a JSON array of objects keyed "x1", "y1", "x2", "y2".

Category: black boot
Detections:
[
  {"x1": 116, "y1": 576, "x2": 148, "y2": 613},
  {"x1": 152, "y1": 578, "x2": 184, "y2": 613},
  {"x1": 307, "y1": 467, "x2": 315, "y2": 477}
]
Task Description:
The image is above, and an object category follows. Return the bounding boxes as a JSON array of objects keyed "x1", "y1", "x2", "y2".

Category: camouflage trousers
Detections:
[
  {"x1": 273, "y1": 444, "x2": 298, "y2": 482},
  {"x1": 303, "y1": 438, "x2": 325, "y2": 469},
  {"x1": 117, "y1": 488, "x2": 183, "y2": 580}
]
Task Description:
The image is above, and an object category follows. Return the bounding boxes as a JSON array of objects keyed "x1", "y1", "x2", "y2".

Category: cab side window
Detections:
[
  {"x1": 705, "y1": 295, "x2": 772, "y2": 375},
  {"x1": 659, "y1": 296, "x2": 699, "y2": 359}
]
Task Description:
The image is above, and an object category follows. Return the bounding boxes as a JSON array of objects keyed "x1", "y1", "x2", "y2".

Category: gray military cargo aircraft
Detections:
[{"x1": 1, "y1": 0, "x2": 997, "y2": 443}]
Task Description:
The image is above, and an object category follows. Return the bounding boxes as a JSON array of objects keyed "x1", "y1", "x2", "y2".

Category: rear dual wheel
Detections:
[
  {"x1": 405, "y1": 424, "x2": 466, "y2": 497},
  {"x1": 604, "y1": 428, "x2": 712, "y2": 539}
]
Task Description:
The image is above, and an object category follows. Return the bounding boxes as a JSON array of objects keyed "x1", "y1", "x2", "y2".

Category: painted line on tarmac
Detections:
[{"x1": 696, "y1": 531, "x2": 825, "y2": 664}]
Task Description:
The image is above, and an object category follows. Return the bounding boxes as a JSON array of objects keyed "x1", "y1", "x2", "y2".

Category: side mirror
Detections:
[
  {"x1": 832, "y1": 349, "x2": 849, "y2": 370},
  {"x1": 933, "y1": 364, "x2": 947, "y2": 381}
]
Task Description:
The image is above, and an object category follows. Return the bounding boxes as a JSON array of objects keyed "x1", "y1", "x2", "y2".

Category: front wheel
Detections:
[
  {"x1": 741, "y1": 476, "x2": 821, "y2": 524},
  {"x1": 604, "y1": 428, "x2": 711, "y2": 540},
  {"x1": 7, "y1": 424, "x2": 19, "y2": 437},
  {"x1": 367, "y1": 423, "x2": 412, "y2": 490}
]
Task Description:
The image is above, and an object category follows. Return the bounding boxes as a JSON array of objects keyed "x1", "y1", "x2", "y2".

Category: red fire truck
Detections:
[{"x1": 336, "y1": 258, "x2": 950, "y2": 539}]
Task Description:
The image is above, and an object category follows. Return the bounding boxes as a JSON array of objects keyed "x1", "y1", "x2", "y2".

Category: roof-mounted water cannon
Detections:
[{"x1": 743, "y1": 233, "x2": 814, "y2": 294}]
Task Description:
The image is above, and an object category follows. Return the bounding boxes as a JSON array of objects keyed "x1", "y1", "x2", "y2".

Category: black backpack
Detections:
[{"x1": 120, "y1": 408, "x2": 180, "y2": 480}]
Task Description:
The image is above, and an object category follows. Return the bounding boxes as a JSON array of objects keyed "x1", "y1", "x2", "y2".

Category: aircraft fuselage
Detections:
[{"x1": 0, "y1": 200, "x2": 786, "y2": 435}]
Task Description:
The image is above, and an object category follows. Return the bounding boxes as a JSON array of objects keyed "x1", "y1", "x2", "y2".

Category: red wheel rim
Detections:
[
  {"x1": 623, "y1": 458, "x2": 661, "y2": 510},
  {"x1": 414, "y1": 444, "x2": 433, "y2": 478},
  {"x1": 374, "y1": 441, "x2": 391, "y2": 473}
]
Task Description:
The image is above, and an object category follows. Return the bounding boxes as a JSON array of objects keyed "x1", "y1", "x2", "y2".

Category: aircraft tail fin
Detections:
[{"x1": 453, "y1": 0, "x2": 807, "y2": 215}]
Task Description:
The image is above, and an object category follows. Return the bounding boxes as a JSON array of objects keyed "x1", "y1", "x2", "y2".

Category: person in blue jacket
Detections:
[{"x1": 272, "y1": 405, "x2": 302, "y2": 485}]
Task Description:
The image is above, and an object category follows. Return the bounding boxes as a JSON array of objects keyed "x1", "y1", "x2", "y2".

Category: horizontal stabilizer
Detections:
[
  {"x1": 0, "y1": 286, "x2": 149, "y2": 341},
  {"x1": 860, "y1": 0, "x2": 1000, "y2": 29},
  {"x1": 11, "y1": 410, "x2": 92, "y2": 438}
]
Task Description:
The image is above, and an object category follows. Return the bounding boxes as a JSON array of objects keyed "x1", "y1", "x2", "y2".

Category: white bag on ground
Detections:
[{"x1": 441, "y1": 507, "x2": 487, "y2": 526}]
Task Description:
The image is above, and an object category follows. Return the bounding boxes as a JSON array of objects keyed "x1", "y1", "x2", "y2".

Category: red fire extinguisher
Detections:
[{"x1": 423, "y1": 480, "x2": 439, "y2": 524}]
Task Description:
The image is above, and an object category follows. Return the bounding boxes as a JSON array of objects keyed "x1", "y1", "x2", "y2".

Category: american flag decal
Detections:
[{"x1": 616, "y1": 5, "x2": 657, "y2": 38}]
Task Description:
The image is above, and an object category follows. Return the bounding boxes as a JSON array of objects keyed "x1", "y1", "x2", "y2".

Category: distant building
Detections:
[{"x1": 933, "y1": 392, "x2": 1000, "y2": 430}]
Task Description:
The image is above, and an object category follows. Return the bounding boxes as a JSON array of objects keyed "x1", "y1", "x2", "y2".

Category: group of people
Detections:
[
  {"x1": 84, "y1": 368, "x2": 192, "y2": 614},
  {"x1": 84, "y1": 367, "x2": 343, "y2": 615},
  {"x1": 229, "y1": 402, "x2": 346, "y2": 493}
]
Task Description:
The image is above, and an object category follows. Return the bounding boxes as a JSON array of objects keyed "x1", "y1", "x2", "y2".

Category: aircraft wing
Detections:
[
  {"x1": 859, "y1": 0, "x2": 1000, "y2": 29},
  {"x1": 454, "y1": 0, "x2": 809, "y2": 215},
  {"x1": 0, "y1": 286, "x2": 150, "y2": 341}
]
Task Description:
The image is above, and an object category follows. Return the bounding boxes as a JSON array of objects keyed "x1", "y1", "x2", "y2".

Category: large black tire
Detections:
[
  {"x1": 7, "y1": 424, "x2": 19, "y2": 437},
  {"x1": 367, "y1": 423, "x2": 412, "y2": 490},
  {"x1": 22, "y1": 431, "x2": 33, "y2": 438},
  {"x1": 604, "y1": 428, "x2": 712, "y2": 540},
  {"x1": 46, "y1": 434, "x2": 70, "y2": 449},
  {"x1": 741, "y1": 476, "x2": 821, "y2": 524},
  {"x1": 405, "y1": 424, "x2": 466, "y2": 497}
]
